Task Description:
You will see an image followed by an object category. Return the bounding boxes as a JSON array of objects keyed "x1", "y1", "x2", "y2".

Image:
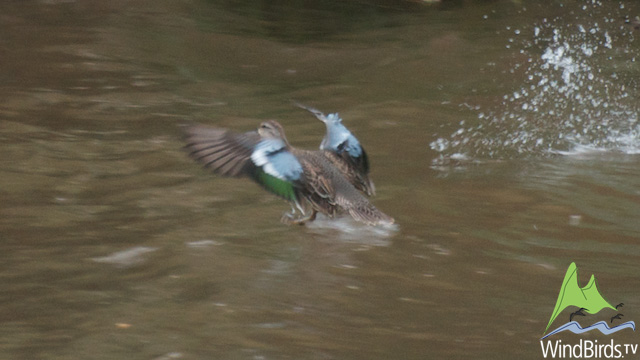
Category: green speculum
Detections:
[{"x1": 255, "y1": 170, "x2": 297, "y2": 202}]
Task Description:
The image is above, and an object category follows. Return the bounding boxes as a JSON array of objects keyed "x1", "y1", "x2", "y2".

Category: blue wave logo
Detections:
[{"x1": 541, "y1": 321, "x2": 636, "y2": 340}]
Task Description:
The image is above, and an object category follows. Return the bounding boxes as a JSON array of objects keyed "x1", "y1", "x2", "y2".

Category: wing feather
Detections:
[{"x1": 183, "y1": 125, "x2": 260, "y2": 177}]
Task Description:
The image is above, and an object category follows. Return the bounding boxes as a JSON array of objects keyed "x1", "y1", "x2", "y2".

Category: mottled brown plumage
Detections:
[
  {"x1": 291, "y1": 149, "x2": 392, "y2": 226},
  {"x1": 322, "y1": 149, "x2": 375, "y2": 197}
]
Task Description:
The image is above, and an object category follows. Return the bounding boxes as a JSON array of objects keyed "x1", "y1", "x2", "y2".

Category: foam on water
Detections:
[
  {"x1": 432, "y1": 2, "x2": 639, "y2": 164},
  {"x1": 305, "y1": 214, "x2": 397, "y2": 245}
]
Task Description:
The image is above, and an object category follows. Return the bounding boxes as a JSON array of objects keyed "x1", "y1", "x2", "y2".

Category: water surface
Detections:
[{"x1": 2, "y1": 1, "x2": 640, "y2": 359}]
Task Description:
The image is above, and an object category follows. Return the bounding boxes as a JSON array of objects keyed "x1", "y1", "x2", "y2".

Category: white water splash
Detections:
[{"x1": 432, "y1": 3, "x2": 639, "y2": 164}]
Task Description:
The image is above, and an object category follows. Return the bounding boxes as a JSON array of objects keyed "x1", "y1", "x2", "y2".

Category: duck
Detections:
[{"x1": 183, "y1": 120, "x2": 393, "y2": 226}]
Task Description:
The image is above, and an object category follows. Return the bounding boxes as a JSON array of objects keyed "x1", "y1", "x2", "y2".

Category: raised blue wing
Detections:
[
  {"x1": 295, "y1": 103, "x2": 374, "y2": 196},
  {"x1": 320, "y1": 113, "x2": 364, "y2": 159}
]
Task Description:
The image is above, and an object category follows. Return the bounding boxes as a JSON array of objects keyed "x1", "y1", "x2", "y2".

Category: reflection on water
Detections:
[
  {"x1": 198, "y1": 0, "x2": 427, "y2": 43},
  {"x1": 1, "y1": 0, "x2": 640, "y2": 359}
]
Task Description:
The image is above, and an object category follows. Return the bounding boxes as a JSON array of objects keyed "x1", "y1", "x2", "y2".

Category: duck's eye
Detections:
[{"x1": 260, "y1": 124, "x2": 269, "y2": 129}]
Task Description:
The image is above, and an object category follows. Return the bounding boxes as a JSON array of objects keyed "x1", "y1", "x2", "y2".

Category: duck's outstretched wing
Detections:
[
  {"x1": 183, "y1": 124, "x2": 260, "y2": 177},
  {"x1": 182, "y1": 124, "x2": 304, "y2": 205}
]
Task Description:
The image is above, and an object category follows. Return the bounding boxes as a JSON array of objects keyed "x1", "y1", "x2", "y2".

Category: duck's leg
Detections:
[
  {"x1": 280, "y1": 210, "x2": 317, "y2": 225},
  {"x1": 297, "y1": 210, "x2": 317, "y2": 225}
]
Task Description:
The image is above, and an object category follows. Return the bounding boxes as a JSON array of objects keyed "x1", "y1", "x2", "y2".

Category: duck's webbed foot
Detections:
[{"x1": 280, "y1": 210, "x2": 317, "y2": 226}]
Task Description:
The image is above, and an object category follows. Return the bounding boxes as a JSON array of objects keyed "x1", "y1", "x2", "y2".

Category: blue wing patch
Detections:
[
  {"x1": 321, "y1": 114, "x2": 363, "y2": 158},
  {"x1": 251, "y1": 139, "x2": 303, "y2": 181},
  {"x1": 342, "y1": 133, "x2": 363, "y2": 158}
]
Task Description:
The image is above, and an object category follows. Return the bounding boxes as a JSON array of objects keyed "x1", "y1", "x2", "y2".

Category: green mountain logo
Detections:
[{"x1": 544, "y1": 262, "x2": 617, "y2": 334}]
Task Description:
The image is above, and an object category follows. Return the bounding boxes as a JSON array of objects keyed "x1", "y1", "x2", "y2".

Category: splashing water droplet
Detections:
[{"x1": 432, "y1": 3, "x2": 640, "y2": 166}]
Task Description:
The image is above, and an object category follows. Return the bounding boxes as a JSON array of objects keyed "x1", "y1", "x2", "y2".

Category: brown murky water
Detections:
[{"x1": 2, "y1": 1, "x2": 640, "y2": 359}]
